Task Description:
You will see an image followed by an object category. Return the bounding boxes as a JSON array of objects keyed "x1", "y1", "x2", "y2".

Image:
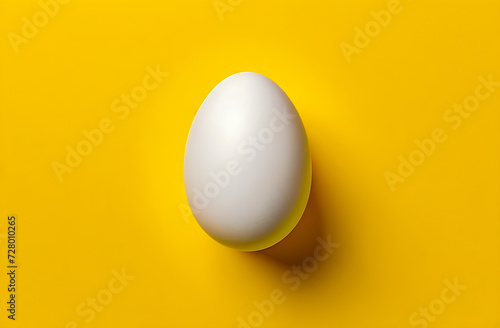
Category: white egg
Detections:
[{"x1": 184, "y1": 72, "x2": 311, "y2": 251}]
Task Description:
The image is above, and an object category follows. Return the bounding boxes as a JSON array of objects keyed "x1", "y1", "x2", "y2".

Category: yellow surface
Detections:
[{"x1": 1, "y1": 0, "x2": 499, "y2": 327}]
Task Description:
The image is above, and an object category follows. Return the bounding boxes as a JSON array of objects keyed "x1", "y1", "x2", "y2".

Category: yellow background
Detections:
[{"x1": 1, "y1": 0, "x2": 499, "y2": 327}]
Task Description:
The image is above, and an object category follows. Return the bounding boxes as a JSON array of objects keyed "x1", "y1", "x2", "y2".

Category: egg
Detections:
[{"x1": 184, "y1": 72, "x2": 311, "y2": 251}]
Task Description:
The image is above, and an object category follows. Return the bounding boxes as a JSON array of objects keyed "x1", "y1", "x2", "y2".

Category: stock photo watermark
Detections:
[
  {"x1": 408, "y1": 277, "x2": 467, "y2": 328},
  {"x1": 8, "y1": 0, "x2": 71, "y2": 54},
  {"x1": 385, "y1": 73, "x2": 499, "y2": 192},
  {"x1": 63, "y1": 268, "x2": 135, "y2": 328},
  {"x1": 180, "y1": 105, "x2": 296, "y2": 223},
  {"x1": 52, "y1": 65, "x2": 168, "y2": 182},
  {"x1": 213, "y1": 0, "x2": 244, "y2": 21},
  {"x1": 6, "y1": 215, "x2": 17, "y2": 320},
  {"x1": 340, "y1": 0, "x2": 406, "y2": 63},
  {"x1": 237, "y1": 236, "x2": 340, "y2": 328}
]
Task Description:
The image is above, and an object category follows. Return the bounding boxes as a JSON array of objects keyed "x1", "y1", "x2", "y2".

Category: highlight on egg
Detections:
[{"x1": 184, "y1": 72, "x2": 311, "y2": 251}]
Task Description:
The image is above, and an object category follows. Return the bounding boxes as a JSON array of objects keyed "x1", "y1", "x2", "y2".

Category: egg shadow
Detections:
[{"x1": 247, "y1": 157, "x2": 339, "y2": 268}]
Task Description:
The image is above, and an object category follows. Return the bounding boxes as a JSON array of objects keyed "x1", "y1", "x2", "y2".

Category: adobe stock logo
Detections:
[
  {"x1": 52, "y1": 65, "x2": 168, "y2": 182},
  {"x1": 340, "y1": 0, "x2": 404, "y2": 63},
  {"x1": 213, "y1": 0, "x2": 243, "y2": 21},
  {"x1": 63, "y1": 268, "x2": 135, "y2": 328},
  {"x1": 8, "y1": 0, "x2": 71, "y2": 54},
  {"x1": 237, "y1": 236, "x2": 340, "y2": 328},
  {"x1": 385, "y1": 74, "x2": 499, "y2": 192},
  {"x1": 186, "y1": 106, "x2": 296, "y2": 217},
  {"x1": 408, "y1": 277, "x2": 467, "y2": 328}
]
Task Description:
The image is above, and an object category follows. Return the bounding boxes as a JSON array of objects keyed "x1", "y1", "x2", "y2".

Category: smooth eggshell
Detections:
[{"x1": 184, "y1": 72, "x2": 311, "y2": 251}]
